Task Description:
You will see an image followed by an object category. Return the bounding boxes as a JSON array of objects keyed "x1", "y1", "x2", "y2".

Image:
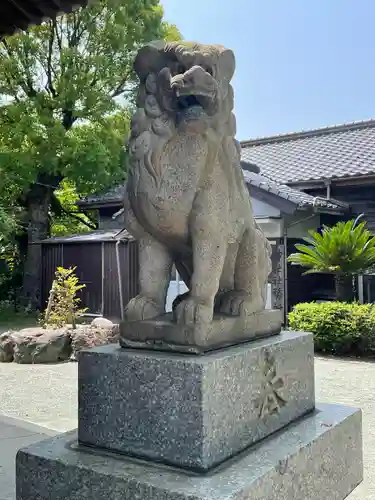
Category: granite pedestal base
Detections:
[
  {"x1": 119, "y1": 309, "x2": 282, "y2": 353},
  {"x1": 78, "y1": 331, "x2": 315, "y2": 471},
  {"x1": 16, "y1": 404, "x2": 363, "y2": 500}
]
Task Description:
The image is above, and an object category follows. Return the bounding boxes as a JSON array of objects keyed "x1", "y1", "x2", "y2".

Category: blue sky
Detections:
[{"x1": 161, "y1": 0, "x2": 375, "y2": 140}]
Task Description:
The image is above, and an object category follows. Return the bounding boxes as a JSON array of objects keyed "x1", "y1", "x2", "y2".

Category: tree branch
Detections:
[
  {"x1": 22, "y1": 32, "x2": 37, "y2": 98},
  {"x1": 51, "y1": 193, "x2": 98, "y2": 230},
  {"x1": 52, "y1": 19, "x2": 62, "y2": 52},
  {"x1": 62, "y1": 108, "x2": 77, "y2": 130},
  {"x1": 46, "y1": 22, "x2": 56, "y2": 97},
  {"x1": 61, "y1": 209, "x2": 97, "y2": 230},
  {"x1": 70, "y1": 11, "x2": 83, "y2": 48},
  {"x1": 80, "y1": 209, "x2": 99, "y2": 226},
  {"x1": 111, "y1": 71, "x2": 132, "y2": 97}
]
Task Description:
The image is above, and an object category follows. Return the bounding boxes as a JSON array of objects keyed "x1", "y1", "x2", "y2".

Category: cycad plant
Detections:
[{"x1": 288, "y1": 216, "x2": 375, "y2": 301}]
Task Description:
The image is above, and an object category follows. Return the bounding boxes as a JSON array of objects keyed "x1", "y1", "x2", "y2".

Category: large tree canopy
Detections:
[{"x1": 0, "y1": 0, "x2": 181, "y2": 309}]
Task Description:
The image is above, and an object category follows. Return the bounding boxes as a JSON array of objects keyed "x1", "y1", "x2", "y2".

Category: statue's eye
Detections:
[{"x1": 205, "y1": 67, "x2": 213, "y2": 76}]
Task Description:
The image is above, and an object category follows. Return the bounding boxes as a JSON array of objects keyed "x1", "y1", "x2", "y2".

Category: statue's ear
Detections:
[
  {"x1": 133, "y1": 41, "x2": 167, "y2": 82},
  {"x1": 219, "y1": 48, "x2": 235, "y2": 82}
]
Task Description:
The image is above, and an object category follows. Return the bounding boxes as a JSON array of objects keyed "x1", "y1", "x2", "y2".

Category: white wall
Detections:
[
  {"x1": 255, "y1": 218, "x2": 283, "y2": 239},
  {"x1": 251, "y1": 197, "x2": 281, "y2": 218},
  {"x1": 166, "y1": 279, "x2": 189, "y2": 312},
  {"x1": 254, "y1": 214, "x2": 322, "y2": 240},
  {"x1": 250, "y1": 194, "x2": 283, "y2": 239},
  {"x1": 166, "y1": 280, "x2": 272, "y2": 312},
  {"x1": 285, "y1": 215, "x2": 321, "y2": 239}
]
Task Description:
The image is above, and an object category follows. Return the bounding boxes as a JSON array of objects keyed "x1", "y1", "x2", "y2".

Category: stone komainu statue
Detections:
[{"x1": 124, "y1": 41, "x2": 272, "y2": 326}]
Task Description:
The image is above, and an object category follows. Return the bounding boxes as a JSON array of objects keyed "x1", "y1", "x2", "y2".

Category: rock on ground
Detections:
[
  {"x1": 0, "y1": 328, "x2": 71, "y2": 364},
  {"x1": 0, "y1": 332, "x2": 15, "y2": 362},
  {"x1": 91, "y1": 317, "x2": 114, "y2": 329},
  {"x1": 0, "y1": 319, "x2": 119, "y2": 363},
  {"x1": 69, "y1": 324, "x2": 119, "y2": 361}
]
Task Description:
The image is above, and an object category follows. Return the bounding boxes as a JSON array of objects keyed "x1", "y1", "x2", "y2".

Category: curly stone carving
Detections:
[{"x1": 123, "y1": 40, "x2": 272, "y2": 328}]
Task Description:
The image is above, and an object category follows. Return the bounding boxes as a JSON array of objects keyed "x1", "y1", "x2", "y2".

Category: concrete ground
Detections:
[
  {"x1": 0, "y1": 356, "x2": 373, "y2": 499},
  {"x1": 0, "y1": 416, "x2": 56, "y2": 500}
]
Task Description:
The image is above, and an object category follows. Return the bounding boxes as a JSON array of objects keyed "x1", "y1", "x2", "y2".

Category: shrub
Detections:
[
  {"x1": 288, "y1": 216, "x2": 375, "y2": 302},
  {"x1": 0, "y1": 242, "x2": 23, "y2": 308},
  {"x1": 288, "y1": 301, "x2": 375, "y2": 356},
  {"x1": 42, "y1": 266, "x2": 87, "y2": 329}
]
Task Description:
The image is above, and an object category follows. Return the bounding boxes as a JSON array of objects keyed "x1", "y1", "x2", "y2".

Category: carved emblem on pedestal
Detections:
[{"x1": 255, "y1": 349, "x2": 287, "y2": 418}]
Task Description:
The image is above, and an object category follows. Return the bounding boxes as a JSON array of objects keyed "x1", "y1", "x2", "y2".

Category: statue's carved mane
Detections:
[{"x1": 128, "y1": 41, "x2": 246, "y2": 202}]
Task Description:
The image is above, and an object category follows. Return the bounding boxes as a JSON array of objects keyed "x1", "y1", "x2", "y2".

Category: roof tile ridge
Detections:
[{"x1": 240, "y1": 118, "x2": 375, "y2": 147}]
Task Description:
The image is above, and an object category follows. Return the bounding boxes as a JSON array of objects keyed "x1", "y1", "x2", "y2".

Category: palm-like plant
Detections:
[{"x1": 288, "y1": 216, "x2": 375, "y2": 301}]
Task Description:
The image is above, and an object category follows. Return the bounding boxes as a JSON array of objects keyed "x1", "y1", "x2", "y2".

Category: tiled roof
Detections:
[
  {"x1": 244, "y1": 170, "x2": 345, "y2": 212},
  {"x1": 78, "y1": 184, "x2": 126, "y2": 206},
  {"x1": 79, "y1": 172, "x2": 344, "y2": 213},
  {"x1": 241, "y1": 119, "x2": 375, "y2": 185},
  {"x1": 41, "y1": 229, "x2": 133, "y2": 244}
]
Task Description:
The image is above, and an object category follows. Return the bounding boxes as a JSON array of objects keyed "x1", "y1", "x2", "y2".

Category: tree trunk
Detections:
[
  {"x1": 20, "y1": 182, "x2": 52, "y2": 311},
  {"x1": 335, "y1": 274, "x2": 354, "y2": 302}
]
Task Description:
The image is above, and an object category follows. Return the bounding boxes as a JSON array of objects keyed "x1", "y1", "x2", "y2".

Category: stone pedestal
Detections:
[
  {"x1": 119, "y1": 309, "x2": 282, "y2": 353},
  {"x1": 78, "y1": 331, "x2": 314, "y2": 470},
  {"x1": 17, "y1": 404, "x2": 362, "y2": 500},
  {"x1": 16, "y1": 329, "x2": 363, "y2": 500}
]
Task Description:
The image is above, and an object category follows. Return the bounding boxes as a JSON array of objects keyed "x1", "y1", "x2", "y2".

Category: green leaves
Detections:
[
  {"x1": 51, "y1": 180, "x2": 94, "y2": 236},
  {"x1": 0, "y1": 0, "x2": 181, "y2": 216},
  {"x1": 0, "y1": 0, "x2": 183, "y2": 306},
  {"x1": 288, "y1": 301, "x2": 375, "y2": 356},
  {"x1": 42, "y1": 266, "x2": 88, "y2": 328},
  {"x1": 0, "y1": 0, "x2": 182, "y2": 248},
  {"x1": 0, "y1": 205, "x2": 17, "y2": 242},
  {"x1": 63, "y1": 110, "x2": 131, "y2": 193},
  {"x1": 288, "y1": 216, "x2": 375, "y2": 275}
]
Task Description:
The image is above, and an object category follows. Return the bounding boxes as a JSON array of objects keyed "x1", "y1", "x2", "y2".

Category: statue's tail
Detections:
[{"x1": 174, "y1": 256, "x2": 193, "y2": 290}]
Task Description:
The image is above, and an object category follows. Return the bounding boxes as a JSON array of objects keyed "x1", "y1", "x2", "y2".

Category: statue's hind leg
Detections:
[
  {"x1": 218, "y1": 227, "x2": 270, "y2": 316},
  {"x1": 214, "y1": 241, "x2": 238, "y2": 312}
]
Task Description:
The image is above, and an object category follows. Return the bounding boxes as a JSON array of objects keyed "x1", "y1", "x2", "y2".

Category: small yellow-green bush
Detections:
[
  {"x1": 288, "y1": 302, "x2": 375, "y2": 356},
  {"x1": 42, "y1": 267, "x2": 87, "y2": 329}
]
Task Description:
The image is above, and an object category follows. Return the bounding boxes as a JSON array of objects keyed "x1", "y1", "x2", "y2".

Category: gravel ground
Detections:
[
  {"x1": 0, "y1": 361, "x2": 77, "y2": 432},
  {"x1": 315, "y1": 356, "x2": 374, "y2": 500},
  {"x1": 0, "y1": 356, "x2": 373, "y2": 498}
]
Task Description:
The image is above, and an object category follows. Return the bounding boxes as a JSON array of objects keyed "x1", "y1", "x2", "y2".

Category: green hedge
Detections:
[{"x1": 288, "y1": 302, "x2": 375, "y2": 356}]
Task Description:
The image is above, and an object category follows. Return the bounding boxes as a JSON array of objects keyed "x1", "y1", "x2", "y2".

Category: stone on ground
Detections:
[
  {"x1": 0, "y1": 331, "x2": 15, "y2": 362},
  {"x1": 91, "y1": 317, "x2": 114, "y2": 329},
  {"x1": 69, "y1": 324, "x2": 119, "y2": 361},
  {"x1": 11, "y1": 328, "x2": 71, "y2": 364},
  {"x1": 0, "y1": 318, "x2": 120, "y2": 364}
]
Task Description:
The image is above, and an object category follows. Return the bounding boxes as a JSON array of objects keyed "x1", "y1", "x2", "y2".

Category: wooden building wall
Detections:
[
  {"x1": 41, "y1": 239, "x2": 139, "y2": 320},
  {"x1": 286, "y1": 238, "x2": 335, "y2": 312},
  {"x1": 307, "y1": 185, "x2": 375, "y2": 232}
]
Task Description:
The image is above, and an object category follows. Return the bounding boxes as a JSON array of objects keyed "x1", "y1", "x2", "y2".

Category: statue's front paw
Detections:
[
  {"x1": 174, "y1": 297, "x2": 213, "y2": 325},
  {"x1": 125, "y1": 294, "x2": 163, "y2": 321},
  {"x1": 217, "y1": 291, "x2": 263, "y2": 316}
]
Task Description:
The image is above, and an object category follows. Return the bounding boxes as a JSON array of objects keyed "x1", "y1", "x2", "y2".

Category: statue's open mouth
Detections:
[
  {"x1": 177, "y1": 94, "x2": 202, "y2": 110},
  {"x1": 175, "y1": 92, "x2": 215, "y2": 118}
]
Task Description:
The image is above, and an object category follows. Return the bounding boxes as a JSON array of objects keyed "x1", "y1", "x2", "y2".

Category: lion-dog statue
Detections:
[{"x1": 124, "y1": 41, "x2": 272, "y2": 327}]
